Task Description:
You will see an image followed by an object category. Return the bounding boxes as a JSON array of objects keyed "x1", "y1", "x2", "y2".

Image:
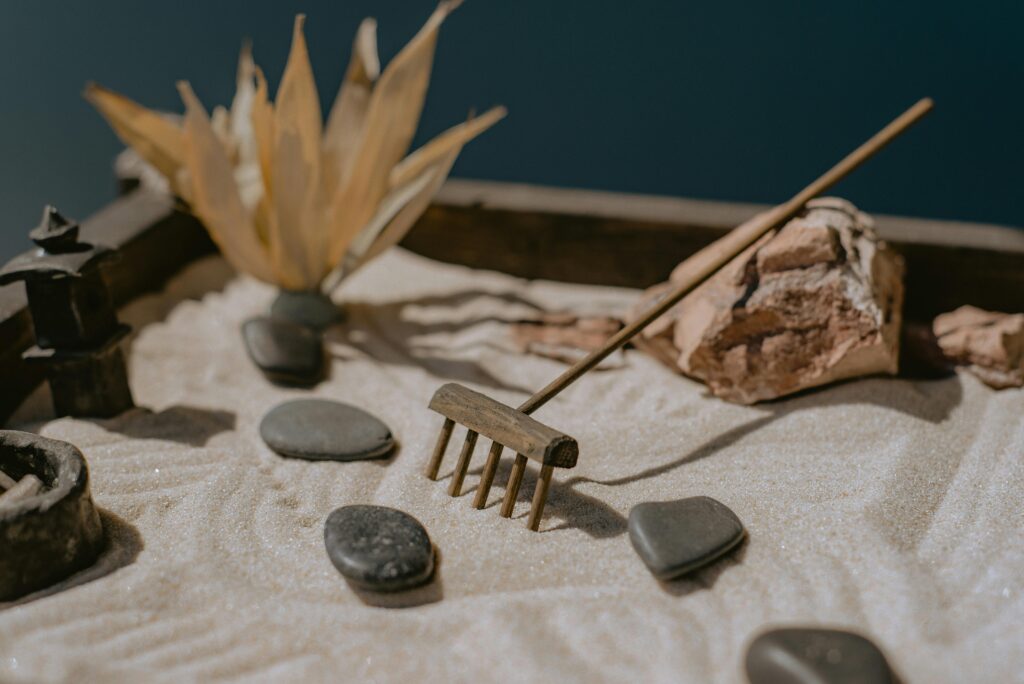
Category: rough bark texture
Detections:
[
  {"x1": 933, "y1": 306, "x2": 1024, "y2": 389},
  {"x1": 633, "y1": 198, "x2": 904, "y2": 404}
]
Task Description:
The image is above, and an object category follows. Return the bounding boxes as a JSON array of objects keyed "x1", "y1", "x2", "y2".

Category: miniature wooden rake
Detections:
[{"x1": 425, "y1": 98, "x2": 933, "y2": 530}]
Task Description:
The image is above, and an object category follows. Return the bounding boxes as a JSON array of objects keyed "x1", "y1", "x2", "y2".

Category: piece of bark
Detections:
[
  {"x1": 510, "y1": 313, "x2": 624, "y2": 366},
  {"x1": 634, "y1": 198, "x2": 904, "y2": 404},
  {"x1": 932, "y1": 306, "x2": 1024, "y2": 389}
]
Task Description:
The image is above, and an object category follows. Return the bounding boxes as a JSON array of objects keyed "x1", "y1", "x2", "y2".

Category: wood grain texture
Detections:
[
  {"x1": 428, "y1": 383, "x2": 578, "y2": 468},
  {"x1": 527, "y1": 464, "x2": 553, "y2": 531},
  {"x1": 473, "y1": 441, "x2": 504, "y2": 509},
  {"x1": 500, "y1": 454, "x2": 528, "y2": 518},
  {"x1": 447, "y1": 429, "x2": 478, "y2": 496},
  {"x1": 424, "y1": 417, "x2": 454, "y2": 480}
]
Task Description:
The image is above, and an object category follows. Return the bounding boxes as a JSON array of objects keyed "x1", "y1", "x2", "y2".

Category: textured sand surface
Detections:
[{"x1": 2, "y1": 250, "x2": 1022, "y2": 683}]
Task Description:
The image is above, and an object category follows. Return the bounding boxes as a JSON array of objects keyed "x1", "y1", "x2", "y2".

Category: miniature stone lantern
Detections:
[{"x1": 0, "y1": 206, "x2": 134, "y2": 417}]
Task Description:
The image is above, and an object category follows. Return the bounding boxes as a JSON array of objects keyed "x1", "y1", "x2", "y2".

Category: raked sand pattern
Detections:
[{"x1": 2, "y1": 249, "x2": 1022, "y2": 683}]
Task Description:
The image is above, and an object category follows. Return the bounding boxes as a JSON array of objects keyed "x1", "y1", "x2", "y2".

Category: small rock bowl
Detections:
[{"x1": 0, "y1": 430, "x2": 103, "y2": 601}]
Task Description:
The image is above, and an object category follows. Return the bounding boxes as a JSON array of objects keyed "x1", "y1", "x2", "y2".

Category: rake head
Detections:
[{"x1": 424, "y1": 383, "x2": 578, "y2": 531}]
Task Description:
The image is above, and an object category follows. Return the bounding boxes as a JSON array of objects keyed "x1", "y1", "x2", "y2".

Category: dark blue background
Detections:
[{"x1": 1, "y1": 1, "x2": 1021, "y2": 261}]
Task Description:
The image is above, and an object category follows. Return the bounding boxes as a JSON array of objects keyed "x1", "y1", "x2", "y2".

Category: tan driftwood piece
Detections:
[
  {"x1": 424, "y1": 98, "x2": 933, "y2": 531},
  {"x1": 0, "y1": 470, "x2": 16, "y2": 491},
  {"x1": 933, "y1": 306, "x2": 1024, "y2": 388},
  {"x1": 510, "y1": 313, "x2": 624, "y2": 365},
  {"x1": 633, "y1": 198, "x2": 905, "y2": 403},
  {"x1": 0, "y1": 475, "x2": 42, "y2": 509}
]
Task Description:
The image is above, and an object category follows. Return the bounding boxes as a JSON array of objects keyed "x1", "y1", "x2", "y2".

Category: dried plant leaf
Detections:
[
  {"x1": 390, "y1": 105, "x2": 505, "y2": 189},
  {"x1": 84, "y1": 83, "x2": 184, "y2": 190},
  {"x1": 354, "y1": 145, "x2": 460, "y2": 271},
  {"x1": 177, "y1": 81, "x2": 275, "y2": 284},
  {"x1": 251, "y1": 67, "x2": 276, "y2": 205},
  {"x1": 510, "y1": 314, "x2": 626, "y2": 367},
  {"x1": 322, "y1": 18, "x2": 380, "y2": 191},
  {"x1": 230, "y1": 41, "x2": 258, "y2": 165},
  {"x1": 272, "y1": 15, "x2": 326, "y2": 287},
  {"x1": 339, "y1": 155, "x2": 441, "y2": 276},
  {"x1": 252, "y1": 66, "x2": 306, "y2": 289},
  {"x1": 89, "y1": 8, "x2": 502, "y2": 293},
  {"x1": 249, "y1": 67, "x2": 286, "y2": 273},
  {"x1": 327, "y1": 1, "x2": 459, "y2": 266},
  {"x1": 229, "y1": 42, "x2": 263, "y2": 213},
  {"x1": 271, "y1": 130, "x2": 324, "y2": 288},
  {"x1": 210, "y1": 105, "x2": 233, "y2": 154}
]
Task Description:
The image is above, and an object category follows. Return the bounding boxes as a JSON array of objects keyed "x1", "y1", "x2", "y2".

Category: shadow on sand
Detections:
[{"x1": 0, "y1": 509, "x2": 143, "y2": 611}]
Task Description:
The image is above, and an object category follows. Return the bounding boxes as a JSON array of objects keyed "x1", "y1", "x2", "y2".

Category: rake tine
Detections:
[
  {"x1": 425, "y1": 418, "x2": 455, "y2": 480},
  {"x1": 527, "y1": 465, "x2": 554, "y2": 531},
  {"x1": 500, "y1": 453, "x2": 528, "y2": 517},
  {"x1": 473, "y1": 441, "x2": 504, "y2": 509},
  {"x1": 448, "y1": 430, "x2": 479, "y2": 497}
]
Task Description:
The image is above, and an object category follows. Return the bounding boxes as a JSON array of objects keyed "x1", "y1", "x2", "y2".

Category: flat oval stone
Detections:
[
  {"x1": 628, "y1": 496, "x2": 745, "y2": 580},
  {"x1": 745, "y1": 628, "x2": 896, "y2": 684},
  {"x1": 260, "y1": 399, "x2": 394, "y2": 461},
  {"x1": 324, "y1": 505, "x2": 434, "y2": 592},
  {"x1": 270, "y1": 290, "x2": 344, "y2": 331},
  {"x1": 242, "y1": 316, "x2": 323, "y2": 386}
]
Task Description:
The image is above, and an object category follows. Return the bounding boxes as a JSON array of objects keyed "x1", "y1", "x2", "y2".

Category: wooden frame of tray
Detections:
[{"x1": 2, "y1": 178, "x2": 1022, "y2": 422}]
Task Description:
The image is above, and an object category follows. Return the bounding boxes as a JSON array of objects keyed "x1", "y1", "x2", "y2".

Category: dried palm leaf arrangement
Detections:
[{"x1": 86, "y1": 2, "x2": 505, "y2": 292}]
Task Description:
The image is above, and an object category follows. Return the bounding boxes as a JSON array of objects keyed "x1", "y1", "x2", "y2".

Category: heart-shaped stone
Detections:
[{"x1": 628, "y1": 496, "x2": 745, "y2": 580}]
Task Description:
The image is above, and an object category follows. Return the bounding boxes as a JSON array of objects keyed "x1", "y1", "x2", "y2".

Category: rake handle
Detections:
[{"x1": 518, "y1": 97, "x2": 933, "y2": 416}]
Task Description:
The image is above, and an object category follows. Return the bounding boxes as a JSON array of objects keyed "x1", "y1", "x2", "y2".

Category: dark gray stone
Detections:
[
  {"x1": 260, "y1": 399, "x2": 395, "y2": 461},
  {"x1": 628, "y1": 496, "x2": 745, "y2": 580},
  {"x1": 324, "y1": 505, "x2": 434, "y2": 592},
  {"x1": 270, "y1": 290, "x2": 344, "y2": 331},
  {"x1": 242, "y1": 316, "x2": 323, "y2": 386},
  {"x1": 0, "y1": 430, "x2": 104, "y2": 601},
  {"x1": 745, "y1": 628, "x2": 896, "y2": 684}
]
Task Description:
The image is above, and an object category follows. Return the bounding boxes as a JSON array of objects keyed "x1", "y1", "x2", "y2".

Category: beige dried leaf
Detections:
[
  {"x1": 344, "y1": 148, "x2": 457, "y2": 278},
  {"x1": 326, "y1": 1, "x2": 458, "y2": 266},
  {"x1": 273, "y1": 15, "x2": 325, "y2": 283},
  {"x1": 322, "y1": 17, "x2": 380, "y2": 192},
  {"x1": 84, "y1": 83, "x2": 184, "y2": 192},
  {"x1": 390, "y1": 105, "x2": 506, "y2": 188},
  {"x1": 229, "y1": 41, "x2": 258, "y2": 167},
  {"x1": 88, "y1": 2, "x2": 502, "y2": 292},
  {"x1": 177, "y1": 81, "x2": 275, "y2": 283}
]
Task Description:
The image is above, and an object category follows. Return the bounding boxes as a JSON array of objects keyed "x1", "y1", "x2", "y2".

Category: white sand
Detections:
[{"x1": 1, "y1": 249, "x2": 1022, "y2": 683}]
